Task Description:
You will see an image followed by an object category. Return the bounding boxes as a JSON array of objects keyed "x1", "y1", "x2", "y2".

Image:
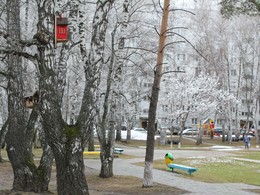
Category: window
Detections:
[
  {"x1": 143, "y1": 109, "x2": 148, "y2": 114},
  {"x1": 241, "y1": 112, "x2": 248, "y2": 116},
  {"x1": 242, "y1": 99, "x2": 253, "y2": 104},
  {"x1": 143, "y1": 95, "x2": 149, "y2": 101},
  {"x1": 259, "y1": 100, "x2": 260, "y2": 114},
  {"x1": 143, "y1": 83, "x2": 152, "y2": 88},
  {"x1": 195, "y1": 67, "x2": 201, "y2": 76},
  {"x1": 164, "y1": 66, "x2": 170, "y2": 72},
  {"x1": 231, "y1": 45, "x2": 236, "y2": 52},
  {"x1": 192, "y1": 118, "x2": 197, "y2": 124},
  {"x1": 177, "y1": 54, "x2": 186, "y2": 61},
  {"x1": 162, "y1": 105, "x2": 168, "y2": 112},
  {"x1": 162, "y1": 118, "x2": 167, "y2": 123},
  {"x1": 217, "y1": 119, "x2": 225, "y2": 125},
  {"x1": 231, "y1": 69, "x2": 237, "y2": 76}
]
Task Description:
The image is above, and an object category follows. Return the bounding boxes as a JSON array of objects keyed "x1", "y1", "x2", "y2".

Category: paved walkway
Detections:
[{"x1": 85, "y1": 145, "x2": 260, "y2": 195}]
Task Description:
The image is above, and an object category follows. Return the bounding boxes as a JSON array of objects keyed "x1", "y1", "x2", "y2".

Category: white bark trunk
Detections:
[{"x1": 143, "y1": 161, "x2": 153, "y2": 187}]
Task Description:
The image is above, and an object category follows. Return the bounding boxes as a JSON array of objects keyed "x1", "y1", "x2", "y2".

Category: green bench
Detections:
[
  {"x1": 168, "y1": 164, "x2": 197, "y2": 175},
  {"x1": 114, "y1": 148, "x2": 124, "y2": 154}
]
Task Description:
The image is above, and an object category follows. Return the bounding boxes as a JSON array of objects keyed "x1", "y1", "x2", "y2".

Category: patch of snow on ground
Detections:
[
  {"x1": 189, "y1": 157, "x2": 245, "y2": 166},
  {"x1": 121, "y1": 130, "x2": 148, "y2": 140},
  {"x1": 210, "y1": 145, "x2": 241, "y2": 151}
]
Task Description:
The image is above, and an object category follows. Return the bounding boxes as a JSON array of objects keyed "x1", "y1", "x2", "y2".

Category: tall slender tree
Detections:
[
  {"x1": 82, "y1": 0, "x2": 115, "y2": 178},
  {"x1": 143, "y1": 0, "x2": 170, "y2": 187},
  {"x1": 114, "y1": 0, "x2": 131, "y2": 141}
]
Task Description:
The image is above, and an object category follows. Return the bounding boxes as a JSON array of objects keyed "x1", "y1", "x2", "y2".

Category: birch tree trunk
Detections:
[
  {"x1": 115, "y1": 0, "x2": 131, "y2": 141},
  {"x1": 99, "y1": 0, "x2": 130, "y2": 177},
  {"x1": 178, "y1": 112, "x2": 189, "y2": 148},
  {"x1": 98, "y1": 26, "x2": 116, "y2": 178},
  {"x1": 4, "y1": 0, "x2": 53, "y2": 192},
  {"x1": 0, "y1": 119, "x2": 8, "y2": 162},
  {"x1": 80, "y1": 0, "x2": 115, "y2": 178},
  {"x1": 35, "y1": 1, "x2": 89, "y2": 194}
]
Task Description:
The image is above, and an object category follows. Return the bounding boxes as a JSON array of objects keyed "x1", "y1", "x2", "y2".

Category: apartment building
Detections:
[{"x1": 134, "y1": 1, "x2": 260, "y2": 137}]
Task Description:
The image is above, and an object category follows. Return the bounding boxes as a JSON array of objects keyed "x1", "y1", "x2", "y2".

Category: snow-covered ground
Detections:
[
  {"x1": 121, "y1": 130, "x2": 149, "y2": 140},
  {"x1": 94, "y1": 130, "x2": 160, "y2": 140},
  {"x1": 94, "y1": 130, "x2": 153, "y2": 140}
]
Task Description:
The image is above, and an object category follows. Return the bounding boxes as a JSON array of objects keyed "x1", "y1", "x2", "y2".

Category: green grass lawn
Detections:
[
  {"x1": 193, "y1": 159, "x2": 260, "y2": 185},
  {"x1": 232, "y1": 150, "x2": 260, "y2": 160},
  {"x1": 152, "y1": 151, "x2": 260, "y2": 186}
]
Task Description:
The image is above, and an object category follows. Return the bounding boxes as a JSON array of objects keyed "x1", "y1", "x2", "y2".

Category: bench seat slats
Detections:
[
  {"x1": 168, "y1": 163, "x2": 197, "y2": 175},
  {"x1": 114, "y1": 148, "x2": 124, "y2": 154}
]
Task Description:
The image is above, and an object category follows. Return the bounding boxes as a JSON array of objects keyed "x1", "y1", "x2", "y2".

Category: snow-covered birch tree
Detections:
[
  {"x1": 165, "y1": 73, "x2": 238, "y2": 146},
  {"x1": 78, "y1": 0, "x2": 115, "y2": 179},
  {"x1": 0, "y1": 0, "x2": 54, "y2": 192},
  {"x1": 220, "y1": 0, "x2": 260, "y2": 18},
  {"x1": 90, "y1": 0, "x2": 132, "y2": 178},
  {"x1": 114, "y1": 0, "x2": 131, "y2": 142}
]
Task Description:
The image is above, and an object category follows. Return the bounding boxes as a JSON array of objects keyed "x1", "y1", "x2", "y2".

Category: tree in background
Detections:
[
  {"x1": 191, "y1": 1, "x2": 259, "y2": 143},
  {"x1": 164, "y1": 73, "x2": 237, "y2": 146},
  {"x1": 220, "y1": 0, "x2": 260, "y2": 18}
]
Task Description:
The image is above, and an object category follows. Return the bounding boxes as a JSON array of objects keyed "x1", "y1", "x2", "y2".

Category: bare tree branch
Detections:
[
  {"x1": 0, "y1": 70, "x2": 11, "y2": 78},
  {"x1": 124, "y1": 46, "x2": 157, "y2": 53},
  {"x1": 173, "y1": 32, "x2": 210, "y2": 64},
  {"x1": 0, "y1": 49, "x2": 37, "y2": 62},
  {"x1": 0, "y1": 30, "x2": 40, "y2": 47},
  {"x1": 162, "y1": 70, "x2": 185, "y2": 75},
  {"x1": 0, "y1": 85, "x2": 7, "y2": 90},
  {"x1": 170, "y1": 8, "x2": 195, "y2": 15}
]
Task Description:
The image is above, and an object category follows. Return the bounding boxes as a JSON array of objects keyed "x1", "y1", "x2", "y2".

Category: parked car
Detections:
[
  {"x1": 158, "y1": 127, "x2": 171, "y2": 135},
  {"x1": 121, "y1": 128, "x2": 147, "y2": 140},
  {"x1": 167, "y1": 139, "x2": 179, "y2": 145},
  {"x1": 132, "y1": 127, "x2": 147, "y2": 133},
  {"x1": 239, "y1": 129, "x2": 255, "y2": 141},
  {"x1": 225, "y1": 134, "x2": 240, "y2": 142},
  {"x1": 240, "y1": 129, "x2": 255, "y2": 137},
  {"x1": 181, "y1": 128, "x2": 198, "y2": 136},
  {"x1": 121, "y1": 126, "x2": 127, "y2": 131},
  {"x1": 213, "y1": 127, "x2": 223, "y2": 136},
  {"x1": 170, "y1": 126, "x2": 180, "y2": 135},
  {"x1": 214, "y1": 128, "x2": 242, "y2": 141}
]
